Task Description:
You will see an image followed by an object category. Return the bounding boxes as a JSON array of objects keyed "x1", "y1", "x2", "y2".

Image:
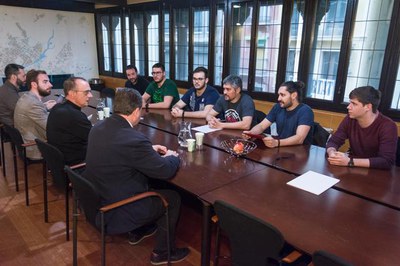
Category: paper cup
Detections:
[
  {"x1": 103, "y1": 107, "x2": 110, "y2": 118},
  {"x1": 195, "y1": 132, "x2": 204, "y2": 146},
  {"x1": 98, "y1": 110, "x2": 104, "y2": 120},
  {"x1": 187, "y1": 139, "x2": 196, "y2": 152}
]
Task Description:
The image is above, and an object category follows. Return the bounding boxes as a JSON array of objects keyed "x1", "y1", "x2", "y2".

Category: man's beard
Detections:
[{"x1": 38, "y1": 87, "x2": 51, "y2": 97}]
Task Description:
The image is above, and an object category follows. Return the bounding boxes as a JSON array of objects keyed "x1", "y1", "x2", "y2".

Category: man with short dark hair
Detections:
[
  {"x1": 47, "y1": 77, "x2": 93, "y2": 165},
  {"x1": 0, "y1": 63, "x2": 26, "y2": 126},
  {"x1": 171, "y1": 66, "x2": 219, "y2": 118},
  {"x1": 84, "y1": 88, "x2": 190, "y2": 265},
  {"x1": 326, "y1": 86, "x2": 397, "y2": 169},
  {"x1": 243, "y1": 81, "x2": 314, "y2": 148},
  {"x1": 142, "y1": 63, "x2": 180, "y2": 109},
  {"x1": 125, "y1": 65, "x2": 150, "y2": 95},
  {"x1": 206, "y1": 75, "x2": 255, "y2": 130},
  {"x1": 14, "y1": 69, "x2": 55, "y2": 159}
]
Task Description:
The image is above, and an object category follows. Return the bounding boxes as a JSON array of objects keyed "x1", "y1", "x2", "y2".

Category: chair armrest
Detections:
[
  {"x1": 70, "y1": 162, "x2": 86, "y2": 170},
  {"x1": 100, "y1": 191, "x2": 168, "y2": 212},
  {"x1": 22, "y1": 141, "x2": 37, "y2": 147},
  {"x1": 282, "y1": 250, "x2": 303, "y2": 263}
]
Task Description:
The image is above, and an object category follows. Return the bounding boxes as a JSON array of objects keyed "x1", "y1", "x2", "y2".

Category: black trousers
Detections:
[{"x1": 141, "y1": 189, "x2": 181, "y2": 252}]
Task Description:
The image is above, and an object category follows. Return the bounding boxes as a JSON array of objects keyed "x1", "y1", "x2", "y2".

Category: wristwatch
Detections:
[{"x1": 348, "y1": 157, "x2": 354, "y2": 167}]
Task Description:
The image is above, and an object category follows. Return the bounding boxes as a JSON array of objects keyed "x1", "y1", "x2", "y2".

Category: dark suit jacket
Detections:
[{"x1": 84, "y1": 114, "x2": 180, "y2": 234}]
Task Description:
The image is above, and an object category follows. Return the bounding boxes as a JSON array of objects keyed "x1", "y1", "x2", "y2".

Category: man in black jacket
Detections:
[
  {"x1": 84, "y1": 88, "x2": 189, "y2": 265},
  {"x1": 47, "y1": 77, "x2": 92, "y2": 165}
]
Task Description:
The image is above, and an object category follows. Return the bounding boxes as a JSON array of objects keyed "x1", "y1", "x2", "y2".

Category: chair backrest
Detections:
[
  {"x1": 65, "y1": 166, "x2": 101, "y2": 229},
  {"x1": 3, "y1": 124, "x2": 25, "y2": 158},
  {"x1": 214, "y1": 200, "x2": 285, "y2": 266},
  {"x1": 312, "y1": 122, "x2": 330, "y2": 148},
  {"x1": 312, "y1": 250, "x2": 353, "y2": 266},
  {"x1": 35, "y1": 139, "x2": 67, "y2": 189}
]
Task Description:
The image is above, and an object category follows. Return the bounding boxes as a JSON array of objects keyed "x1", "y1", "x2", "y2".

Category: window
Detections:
[
  {"x1": 254, "y1": 1, "x2": 283, "y2": 93},
  {"x1": 95, "y1": 0, "x2": 400, "y2": 121},
  {"x1": 214, "y1": 4, "x2": 225, "y2": 86},
  {"x1": 174, "y1": 8, "x2": 189, "y2": 81},
  {"x1": 100, "y1": 15, "x2": 111, "y2": 72},
  {"x1": 306, "y1": 0, "x2": 348, "y2": 101},
  {"x1": 147, "y1": 12, "x2": 160, "y2": 75},
  {"x1": 229, "y1": 2, "x2": 254, "y2": 90},
  {"x1": 285, "y1": 0, "x2": 304, "y2": 82},
  {"x1": 344, "y1": 0, "x2": 393, "y2": 102},
  {"x1": 193, "y1": 8, "x2": 210, "y2": 70}
]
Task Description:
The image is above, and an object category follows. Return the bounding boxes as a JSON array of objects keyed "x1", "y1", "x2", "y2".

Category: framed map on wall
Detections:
[{"x1": 0, "y1": 5, "x2": 99, "y2": 83}]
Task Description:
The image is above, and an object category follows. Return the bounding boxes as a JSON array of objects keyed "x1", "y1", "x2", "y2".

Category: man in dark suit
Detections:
[{"x1": 84, "y1": 88, "x2": 189, "y2": 265}]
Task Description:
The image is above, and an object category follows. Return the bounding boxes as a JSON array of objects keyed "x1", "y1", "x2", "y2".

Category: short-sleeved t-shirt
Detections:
[
  {"x1": 213, "y1": 93, "x2": 255, "y2": 122},
  {"x1": 265, "y1": 103, "x2": 314, "y2": 144},
  {"x1": 145, "y1": 79, "x2": 180, "y2": 107},
  {"x1": 181, "y1": 85, "x2": 220, "y2": 111}
]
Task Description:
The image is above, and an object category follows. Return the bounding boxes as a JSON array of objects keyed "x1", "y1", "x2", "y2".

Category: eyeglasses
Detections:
[
  {"x1": 74, "y1": 90, "x2": 92, "y2": 95},
  {"x1": 151, "y1": 71, "x2": 163, "y2": 75}
]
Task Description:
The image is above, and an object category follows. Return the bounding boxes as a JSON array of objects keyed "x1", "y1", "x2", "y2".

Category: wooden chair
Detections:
[
  {"x1": 213, "y1": 200, "x2": 302, "y2": 266},
  {"x1": 3, "y1": 124, "x2": 43, "y2": 205},
  {"x1": 312, "y1": 250, "x2": 353, "y2": 266},
  {"x1": 65, "y1": 166, "x2": 171, "y2": 266},
  {"x1": 35, "y1": 138, "x2": 85, "y2": 240}
]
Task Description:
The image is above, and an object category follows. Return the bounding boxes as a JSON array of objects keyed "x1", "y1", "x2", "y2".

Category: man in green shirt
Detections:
[{"x1": 142, "y1": 63, "x2": 180, "y2": 109}]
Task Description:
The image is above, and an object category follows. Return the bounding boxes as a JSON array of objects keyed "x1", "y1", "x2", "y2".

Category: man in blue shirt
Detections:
[
  {"x1": 243, "y1": 81, "x2": 314, "y2": 148},
  {"x1": 125, "y1": 65, "x2": 149, "y2": 95},
  {"x1": 171, "y1": 67, "x2": 219, "y2": 118}
]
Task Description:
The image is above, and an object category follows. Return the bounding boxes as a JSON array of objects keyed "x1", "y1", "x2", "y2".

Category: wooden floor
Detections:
[{"x1": 0, "y1": 142, "x2": 229, "y2": 266}]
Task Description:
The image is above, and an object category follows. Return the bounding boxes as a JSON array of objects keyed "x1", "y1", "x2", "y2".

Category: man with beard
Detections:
[
  {"x1": 171, "y1": 67, "x2": 219, "y2": 118},
  {"x1": 326, "y1": 86, "x2": 397, "y2": 169},
  {"x1": 47, "y1": 77, "x2": 93, "y2": 165},
  {"x1": 125, "y1": 65, "x2": 149, "y2": 95},
  {"x1": 142, "y1": 63, "x2": 180, "y2": 109},
  {"x1": 243, "y1": 81, "x2": 314, "y2": 148},
  {"x1": 0, "y1": 64, "x2": 26, "y2": 126},
  {"x1": 206, "y1": 75, "x2": 255, "y2": 130},
  {"x1": 14, "y1": 69, "x2": 55, "y2": 159}
]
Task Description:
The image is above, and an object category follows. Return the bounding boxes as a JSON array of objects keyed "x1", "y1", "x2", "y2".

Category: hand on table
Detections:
[
  {"x1": 327, "y1": 151, "x2": 350, "y2": 166},
  {"x1": 171, "y1": 107, "x2": 183, "y2": 118},
  {"x1": 263, "y1": 136, "x2": 279, "y2": 148},
  {"x1": 208, "y1": 117, "x2": 222, "y2": 129},
  {"x1": 153, "y1": 145, "x2": 167, "y2": 155}
]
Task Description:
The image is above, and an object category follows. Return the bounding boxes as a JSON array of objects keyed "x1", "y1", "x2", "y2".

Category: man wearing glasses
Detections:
[
  {"x1": 171, "y1": 66, "x2": 219, "y2": 118},
  {"x1": 47, "y1": 77, "x2": 93, "y2": 165},
  {"x1": 142, "y1": 63, "x2": 180, "y2": 109}
]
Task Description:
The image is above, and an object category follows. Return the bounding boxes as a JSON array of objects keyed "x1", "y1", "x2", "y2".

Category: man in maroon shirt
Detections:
[{"x1": 326, "y1": 86, "x2": 398, "y2": 169}]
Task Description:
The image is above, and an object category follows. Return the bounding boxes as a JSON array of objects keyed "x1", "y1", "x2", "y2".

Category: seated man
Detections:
[
  {"x1": 47, "y1": 77, "x2": 93, "y2": 165},
  {"x1": 0, "y1": 63, "x2": 26, "y2": 126},
  {"x1": 83, "y1": 88, "x2": 190, "y2": 265},
  {"x1": 142, "y1": 63, "x2": 180, "y2": 109},
  {"x1": 326, "y1": 86, "x2": 397, "y2": 169},
  {"x1": 171, "y1": 66, "x2": 219, "y2": 118},
  {"x1": 243, "y1": 81, "x2": 314, "y2": 148},
  {"x1": 14, "y1": 69, "x2": 55, "y2": 159},
  {"x1": 206, "y1": 75, "x2": 254, "y2": 130},
  {"x1": 125, "y1": 65, "x2": 150, "y2": 95}
]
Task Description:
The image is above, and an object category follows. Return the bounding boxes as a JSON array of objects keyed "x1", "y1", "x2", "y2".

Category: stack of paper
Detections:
[{"x1": 192, "y1": 125, "x2": 222, "y2": 134}]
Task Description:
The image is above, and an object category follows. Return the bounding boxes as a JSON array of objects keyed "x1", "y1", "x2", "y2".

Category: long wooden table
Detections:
[
  {"x1": 72, "y1": 101, "x2": 400, "y2": 265},
  {"x1": 139, "y1": 109, "x2": 400, "y2": 210},
  {"x1": 200, "y1": 167, "x2": 400, "y2": 266}
]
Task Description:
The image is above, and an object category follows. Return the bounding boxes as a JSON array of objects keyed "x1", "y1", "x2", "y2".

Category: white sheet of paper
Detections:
[
  {"x1": 287, "y1": 170, "x2": 339, "y2": 195},
  {"x1": 192, "y1": 125, "x2": 222, "y2": 134}
]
